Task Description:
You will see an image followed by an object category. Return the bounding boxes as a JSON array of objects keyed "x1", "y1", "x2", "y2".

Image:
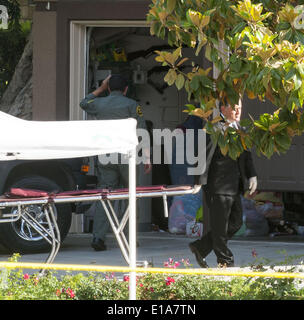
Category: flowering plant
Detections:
[{"x1": 0, "y1": 253, "x2": 304, "y2": 300}]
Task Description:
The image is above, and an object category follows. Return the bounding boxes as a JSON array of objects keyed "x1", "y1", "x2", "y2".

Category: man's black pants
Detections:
[{"x1": 194, "y1": 190, "x2": 243, "y2": 265}]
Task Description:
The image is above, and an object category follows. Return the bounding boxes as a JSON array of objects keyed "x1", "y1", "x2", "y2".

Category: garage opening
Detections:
[{"x1": 69, "y1": 22, "x2": 205, "y2": 233}]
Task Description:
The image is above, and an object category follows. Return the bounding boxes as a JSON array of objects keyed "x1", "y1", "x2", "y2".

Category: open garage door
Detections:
[{"x1": 69, "y1": 21, "x2": 206, "y2": 232}]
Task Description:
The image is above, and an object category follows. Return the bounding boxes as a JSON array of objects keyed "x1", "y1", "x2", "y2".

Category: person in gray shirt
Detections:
[{"x1": 80, "y1": 74, "x2": 151, "y2": 251}]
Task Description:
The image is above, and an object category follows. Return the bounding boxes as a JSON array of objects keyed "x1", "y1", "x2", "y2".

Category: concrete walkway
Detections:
[{"x1": 1, "y1": 232, "x2": 304, "y2": 270}]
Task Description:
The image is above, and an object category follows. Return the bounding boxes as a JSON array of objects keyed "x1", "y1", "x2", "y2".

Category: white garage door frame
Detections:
[
  {"x1": 69, "y1": 21, "x2": 149, "y2": 234},
  {"x1": 69, "y1": 20, "x2": 149, "y2": 121}
]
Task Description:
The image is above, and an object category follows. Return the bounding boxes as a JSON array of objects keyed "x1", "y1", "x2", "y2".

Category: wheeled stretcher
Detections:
[{"x1": 0, "y1": 184, "x2": 201, "y2": 266}]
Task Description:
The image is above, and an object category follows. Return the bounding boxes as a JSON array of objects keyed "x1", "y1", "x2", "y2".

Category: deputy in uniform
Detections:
[{"x1": 80, "y1": 74, "x2": 151, "y2": 251}]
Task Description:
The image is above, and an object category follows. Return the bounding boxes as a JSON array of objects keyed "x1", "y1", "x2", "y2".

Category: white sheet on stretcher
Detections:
[{"x1": 0, "y1": 111, "x2": 138, "y2": 160}]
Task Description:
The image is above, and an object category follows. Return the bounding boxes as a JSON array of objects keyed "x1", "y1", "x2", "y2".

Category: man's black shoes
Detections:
[
  {"x1": 218, "y1": 262, "x2": 235, "y2": 268},
  {"x1": 189, "y1": 242, "x2": 208, "y2": 268},
  {"x1": 91, "y1": 238, "x2": 107, "y2": 251}
]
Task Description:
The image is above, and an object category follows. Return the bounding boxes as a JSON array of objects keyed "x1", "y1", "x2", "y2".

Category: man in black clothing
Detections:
[{"x1": 189, "y1": 98, "x2": 257, "y2": 268}]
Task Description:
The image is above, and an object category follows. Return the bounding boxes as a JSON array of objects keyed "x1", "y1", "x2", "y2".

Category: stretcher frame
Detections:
[{"x1": 0, "y1": 184, "x2": 201, "y2": 268}]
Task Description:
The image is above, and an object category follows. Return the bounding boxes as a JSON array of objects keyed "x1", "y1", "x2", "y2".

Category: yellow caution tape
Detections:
[{"x1": 0, "y1": 261, "x2": 304, "y2": 280}]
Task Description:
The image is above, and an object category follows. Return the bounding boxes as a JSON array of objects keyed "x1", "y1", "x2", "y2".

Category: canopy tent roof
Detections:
[{"x1": 0, "y1": 111, "x2": 138, "y2": 160}]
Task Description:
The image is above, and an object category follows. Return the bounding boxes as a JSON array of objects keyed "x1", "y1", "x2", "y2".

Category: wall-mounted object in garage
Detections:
[{"x1": 133, "y1": 65, "x2": 146, "y2": 85}]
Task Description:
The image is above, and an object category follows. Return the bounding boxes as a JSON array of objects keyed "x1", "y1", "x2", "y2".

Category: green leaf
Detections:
[
  {"x1": 150, "y1": 21, "x2": 161, "y2": 36},
  {"x1": 254, "y1": 121, "x2": 268, "y2": 131},
  {"x1": 275, "y1": 133, "x2": 291, "y2": 151},
  {"x1": 285, "y1": 68, "x2": 296, "y2": 81},
  {"x1": 265, "y1": 139, "x2": 274, "y2": 158},
  {"x1": 260, "y1": 131, "x2": 270, "y2": 146},
  {"x1": 217, "y1": 80, "x2": 226, "y2": 91},
  {"x1": 196, "y1": 34, "x2": 207, "y2": 56},
  {"x1": 164, "y1": 69, "x2": 177, "y2": 86},
  {"x1": 180, "y1": 31, "x2": 192, "y2": 47},
  {"x1": 166, "y1": 0, "x2": 176, "y2": 14},
  {"x1": 200, "y1": 75, "x2": 213, "y2": 89},
  {"x1": 232, "y1": 21, "x2": 247, "y2": 35},
  {"x1": 276, "y1": 22, "x2": 290, "y2": 32},
  {"x1": 280, "y1": 28, "x2": 293, "y2": 41},
  {"x1": 205, "y1": 43, "x2": 212, "y2": 62},
  {"x1": 275, "y1": 121, "x2": 289, "y2": 132},
  {"x1": 168, "y1": 30, "x2": 177, "y2": 46},
  {"x1": 218, "y1": 132, "x2": 226, "y2": 148},
  {"x1": 239, "y1": 119, "x2": 251, "y2": 127},
  {"x1": 294, "y1": 73, "x2": 302, "y2": 91},
  {"x1": 175, "y1": 73, "x2": 185, "y2": 90},
  {"x1": 190, "y1": 75, "x2": 200, "y2": 91},
  {"x1": 185, "y1": 104, "x2": 196, "y2": 111},
  {"x1": 296, "y1": 64, "x2": 304, "y2": 78},
  {"x1": 295, "y1": 30, "x2": 304, "y2": 45}
]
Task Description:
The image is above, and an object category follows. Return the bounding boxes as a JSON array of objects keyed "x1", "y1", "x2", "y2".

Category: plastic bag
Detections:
[
  {"x1": 242, "y1": 198, "x2": 269, "y2": 236},
  {"x1": 241, "y1": 196, "x2": 256, "y2": 210},
  {"x1": 256, "y1": 202, "x2": 273, "y2": 216},
  {"x1": 168, "y1": 192, "x2": 202, "y2": 234},
  {"x1": 263, "y1": 204, "x2": 283, "y2": 219}
]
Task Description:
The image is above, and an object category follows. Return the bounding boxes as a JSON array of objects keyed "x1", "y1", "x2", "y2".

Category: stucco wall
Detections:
[{"x1": 32, "y1": 10, "x2": 57, "y2": 120}]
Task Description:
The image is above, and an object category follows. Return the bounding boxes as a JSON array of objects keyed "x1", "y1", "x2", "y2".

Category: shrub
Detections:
[{"x1": 0, "y1": 253, "x2": 304, "y2": 300}]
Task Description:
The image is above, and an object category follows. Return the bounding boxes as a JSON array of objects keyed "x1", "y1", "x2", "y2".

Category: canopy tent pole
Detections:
[{"x1": 128, "y1": 147, "x2": 137, "y2": 300}]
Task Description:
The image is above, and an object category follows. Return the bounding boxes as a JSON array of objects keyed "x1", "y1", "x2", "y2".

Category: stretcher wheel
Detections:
[{"x1": 0, "y1": 175, "x2": 72, "y2": 253}]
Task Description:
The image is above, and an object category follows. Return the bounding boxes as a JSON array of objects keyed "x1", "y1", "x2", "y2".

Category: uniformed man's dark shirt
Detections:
[{"x1": 80, "y1": 91, "x2": 146, "y2": 130}]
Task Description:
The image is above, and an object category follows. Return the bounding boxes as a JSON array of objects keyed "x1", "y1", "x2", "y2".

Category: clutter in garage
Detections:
[{"x1": 239, "y1": 191, "x2": 299, "y2": 238}]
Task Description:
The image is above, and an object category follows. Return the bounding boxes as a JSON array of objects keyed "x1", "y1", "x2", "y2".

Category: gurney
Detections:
[{"x1": 0, "y1": 184, "x2": 201, "y2": 266}]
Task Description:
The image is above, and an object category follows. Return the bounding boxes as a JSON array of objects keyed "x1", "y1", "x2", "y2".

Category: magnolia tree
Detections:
[{"x1": 147, "y1": 0, "x2": 304, "y2": 159}]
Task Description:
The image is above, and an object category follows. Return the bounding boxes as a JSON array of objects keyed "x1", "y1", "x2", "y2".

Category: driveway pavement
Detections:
[{"x1": 1, "y1": 231, "x2": 304, "y2": 270}]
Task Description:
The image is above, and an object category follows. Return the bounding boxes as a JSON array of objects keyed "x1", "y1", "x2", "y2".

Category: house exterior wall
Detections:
[
  {"x1": 33, "y1": 10, "x2": 57, "y2": 120},
  {"x1": 242, "y1": 96, "x2": 304, "y2": 193},
  {"x1": 32, "y1": 0, "x2": 150, "y2": 121}
]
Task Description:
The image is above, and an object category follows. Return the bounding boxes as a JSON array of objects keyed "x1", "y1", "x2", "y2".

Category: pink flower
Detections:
[
  {"x1": 123, "y1": 275, "x2": 129, "y2": 282},
  {"x1": 165, "y1": 276, "x2": 175, "y2": 286},
  {"x1": 164, "y1": 258, "x2": 181, "y2": 268},
  {"x1": 181, "y1": 258, "x2": 190, "y2": 266},
  {"x1": 105, "y1": 272, "x2": 115, "y2": 280},
  {"x1": 252, "y1": 248, "x2": 257, "y2": 258},
  {"x1": 66, "y1": 288, "x2": 75, "y2": 299},
  {"x1": 23, "y1": 273, "x2": 29, "y2": 280},
  {"x1": 33, "y1": 277, "x2": 39, "y2": 285}
]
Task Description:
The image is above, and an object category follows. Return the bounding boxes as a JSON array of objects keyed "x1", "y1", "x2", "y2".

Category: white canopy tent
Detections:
[
  {"x1": 0, "y1": 111, "x2": 138, "y2": 299},
  {"x1": 0, "y1": 111, "x2": 138, "y2": 160}
]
